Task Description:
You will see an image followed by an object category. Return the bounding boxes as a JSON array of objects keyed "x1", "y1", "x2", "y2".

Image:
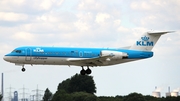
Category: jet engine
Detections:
[{"x1": 100, "y1": 50, "x2": 128, "y2": 59}]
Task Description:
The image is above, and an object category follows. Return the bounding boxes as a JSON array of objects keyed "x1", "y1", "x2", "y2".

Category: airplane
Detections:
[{"x1": 3, "y1": 31, "x2": 174, "y2": 75}]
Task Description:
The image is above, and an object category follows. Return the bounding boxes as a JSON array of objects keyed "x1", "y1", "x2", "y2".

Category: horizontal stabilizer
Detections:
[{"x1": 148, "y1": 31, "x2": 175, "y2": 35}]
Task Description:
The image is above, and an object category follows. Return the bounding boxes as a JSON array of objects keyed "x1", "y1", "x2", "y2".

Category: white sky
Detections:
[{"x1": 0, "y1": 0, "x2": 180, "y2": 99}]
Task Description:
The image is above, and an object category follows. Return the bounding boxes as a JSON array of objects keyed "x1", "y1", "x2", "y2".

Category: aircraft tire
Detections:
[
  {"x1": 80, "y1": 69, "x2": 86, "y2": 75},
  {"x1": 22, "y1": 68, "x2": 26, "y2": 72},
  {"x1": 86, "y1": 68, "x2": 92, "y2": 75}
]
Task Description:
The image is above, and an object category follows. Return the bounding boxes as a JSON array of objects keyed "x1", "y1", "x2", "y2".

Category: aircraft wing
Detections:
[{"x1": 67, "y1": 55, "x2": 114, "y2": 66}]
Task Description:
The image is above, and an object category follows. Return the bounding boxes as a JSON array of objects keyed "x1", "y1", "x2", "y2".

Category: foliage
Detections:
[
  {"x1": 144, "y1": 95, "x2": 158, "y2": 101},
  {"x1": 57, "y1": 73, "x2": 96, "y2": 94},
  {"x1": 98, "y1": 96, "x2": 123, "y2": 101},
  {"x1": 52, "y1": 90, "x2": 72, "y2": 101},
  {"x1": 50, "y1": 73, "x2": 180, "y2": 101},
  {"x1": 52, "y1": 90, "x2": 97, "y2": 101},
  {"x1": 57, "y1": 78, "x2": 70, "y2": 92},
  {"x1": 43, "y1": 88, "x2": 53, "y2": 101},
  {"x1": 123, "y1": 92, "x2": 146, "y2": 101},
  {"x1": 68, "y1": 74, "x2": 96, "y2": 94},
  {"x1": 0, "y1": 94, "x2": 2, "y2": 101},
  {"x1": 164, "y1": 96, "x2": 180, "y2": 101},
  {"x1": 71, "y1": 92, "x2": 97, "y2": 101},
  {"x1": 52, "y1": 73, "x2": 96, "y2": 101}
]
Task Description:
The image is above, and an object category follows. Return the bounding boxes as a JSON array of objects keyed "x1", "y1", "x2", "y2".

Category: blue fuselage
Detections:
[{"x1": 4, "y1": 46, "x2": 153, "y2": 66}]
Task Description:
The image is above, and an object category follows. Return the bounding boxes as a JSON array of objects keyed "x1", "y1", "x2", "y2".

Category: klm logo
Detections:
[
  {"x1": 136, "y1": 36, "x2": 154, "y2": 46},
  {"x1": 33, "y1": 48, "x2": 44, "y2": 52}
]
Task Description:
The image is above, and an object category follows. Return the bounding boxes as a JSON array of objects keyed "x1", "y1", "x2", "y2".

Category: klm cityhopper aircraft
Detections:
[{"x1": 3, "y1": 31, "x2": 173, "y2": 75}]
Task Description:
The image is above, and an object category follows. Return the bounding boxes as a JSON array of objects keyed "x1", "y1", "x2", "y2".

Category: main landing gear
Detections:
[{"x1": 80, "y1": 66, "x2": 92, "y2": 75}]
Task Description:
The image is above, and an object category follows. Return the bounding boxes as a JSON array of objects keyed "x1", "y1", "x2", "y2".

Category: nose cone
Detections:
[{"x1": 3, "y1": 56, "x2": 9, "y2": 62}]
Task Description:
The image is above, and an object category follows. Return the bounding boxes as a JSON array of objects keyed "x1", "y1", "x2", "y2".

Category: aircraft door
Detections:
[
  {"x1": 26, "y1": 48, "x2": 31, "y2": 61},
  {"x1": 79, "y1": 51, "x2": 83, "y2": 57}
]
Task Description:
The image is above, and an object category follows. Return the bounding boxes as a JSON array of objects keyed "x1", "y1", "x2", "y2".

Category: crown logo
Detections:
[{"x1": 141, "y1": 36, "x2": 149, "y2": 41}]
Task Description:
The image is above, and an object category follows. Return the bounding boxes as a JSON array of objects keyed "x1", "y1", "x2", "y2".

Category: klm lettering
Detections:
[
  {"x1": 137, "y1": 36, "x2": 154, "y2": 46},
  {"x1": 136, "y1": 41, "x2": 153, "y2": 46}
]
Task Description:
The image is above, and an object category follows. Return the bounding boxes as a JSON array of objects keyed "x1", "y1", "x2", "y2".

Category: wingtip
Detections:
[{"x1": 167, "y1": 31, "x2": 175, "y2": 33}]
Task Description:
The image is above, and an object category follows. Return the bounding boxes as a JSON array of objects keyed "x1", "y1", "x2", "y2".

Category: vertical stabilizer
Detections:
[{"x1": 130, "y1": 31, "x2": 174, "y2": 51}]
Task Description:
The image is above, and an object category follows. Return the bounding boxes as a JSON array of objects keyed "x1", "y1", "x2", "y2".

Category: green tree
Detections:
[
  {"x1": 72, "y1": 92, "x2": 97, "y2": 101},
  {"x1": 57, "y1": 78, "x2": 70, "y2": 92},
  {"x1": 164, "y1": 96, "x2": 180, "y2": 101},
  {"x1": 0, "y1": 94, "x2": 2, "y2": 101},
  {"x1": 144, "y1": 95, "x2": 158, "y2": 101},
  {"x1": 52, "y1": 91, "x2": 97, "y2": 101},
  {"x1": 98, "y1": 96, "x2": 123, "y2": 101},
  {"x1": 68, "y1": 74, "x2": 96, "y2": 94},
  {"x1": 57, "y1": 73, "x2": 96, "y2": 94},
  {"x1": 52, "y1": 73, "x2": 97, "y2": 100},
  {"x1": 52, "y1": 90, "x2": 72, "y2": 101},
  {"x1": 43, "y1": 88, "x2": 53, "y2": 101},
  {"x1": 123, "y1": 92, "x2": 146, "y2": 101}
]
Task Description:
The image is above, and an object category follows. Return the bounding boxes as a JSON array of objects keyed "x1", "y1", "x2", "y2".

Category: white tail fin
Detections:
[{"x1": 130, "y1": 31, "x2": 174, "y2": 51}]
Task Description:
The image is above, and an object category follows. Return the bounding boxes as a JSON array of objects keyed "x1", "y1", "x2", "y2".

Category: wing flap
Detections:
[{"x1": 67, "y1": 55, "x2": 113, "y2": 66}]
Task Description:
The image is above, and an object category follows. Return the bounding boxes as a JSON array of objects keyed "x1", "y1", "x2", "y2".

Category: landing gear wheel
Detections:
[
  {"x1": 80, "y1": 66, "x2": 92, "y2": 75},
  {"x1": 86, "y1": 68, "x2": 92, "y2": 75},
  {"x1": 22, "y1": 68, "x2": 26, "y2": 72},
  {"x1": 80, "y1": 69, "x2": 86, "y2": 75}
]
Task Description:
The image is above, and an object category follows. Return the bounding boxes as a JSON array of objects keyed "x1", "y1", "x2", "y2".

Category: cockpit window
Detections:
[
  {"x1": 11, "y1": 50, "x2": 22, "y2": 53},
  {"x1": 12, "y1": 50, "x2": 15, "y2": 53}
]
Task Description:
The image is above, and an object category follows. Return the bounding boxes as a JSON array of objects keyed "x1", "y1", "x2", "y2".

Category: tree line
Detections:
[
  {"x1": 42, "y1": 73, "x2": 180, "y2": 101},
  {"x1": 1, "y1": 73, "x2": 179, "y2": 101}
]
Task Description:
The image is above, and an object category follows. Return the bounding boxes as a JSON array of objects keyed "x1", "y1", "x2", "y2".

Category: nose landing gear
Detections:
[
  {"x1": 21, "y1": 65, "x2": 26, "y2": 72},
  {"x1": 80, "y1": 66, "x2": 92, "y2": 75}
]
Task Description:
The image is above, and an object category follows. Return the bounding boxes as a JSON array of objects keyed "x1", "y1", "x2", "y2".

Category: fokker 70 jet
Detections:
[{"x1": 3, "y1": 31, "x2": 173, "y2": 75}]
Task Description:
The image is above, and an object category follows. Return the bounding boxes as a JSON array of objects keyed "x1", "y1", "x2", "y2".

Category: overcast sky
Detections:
[{"x1": 0, "y1": 0, "x2": 180, "y2": 99}]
